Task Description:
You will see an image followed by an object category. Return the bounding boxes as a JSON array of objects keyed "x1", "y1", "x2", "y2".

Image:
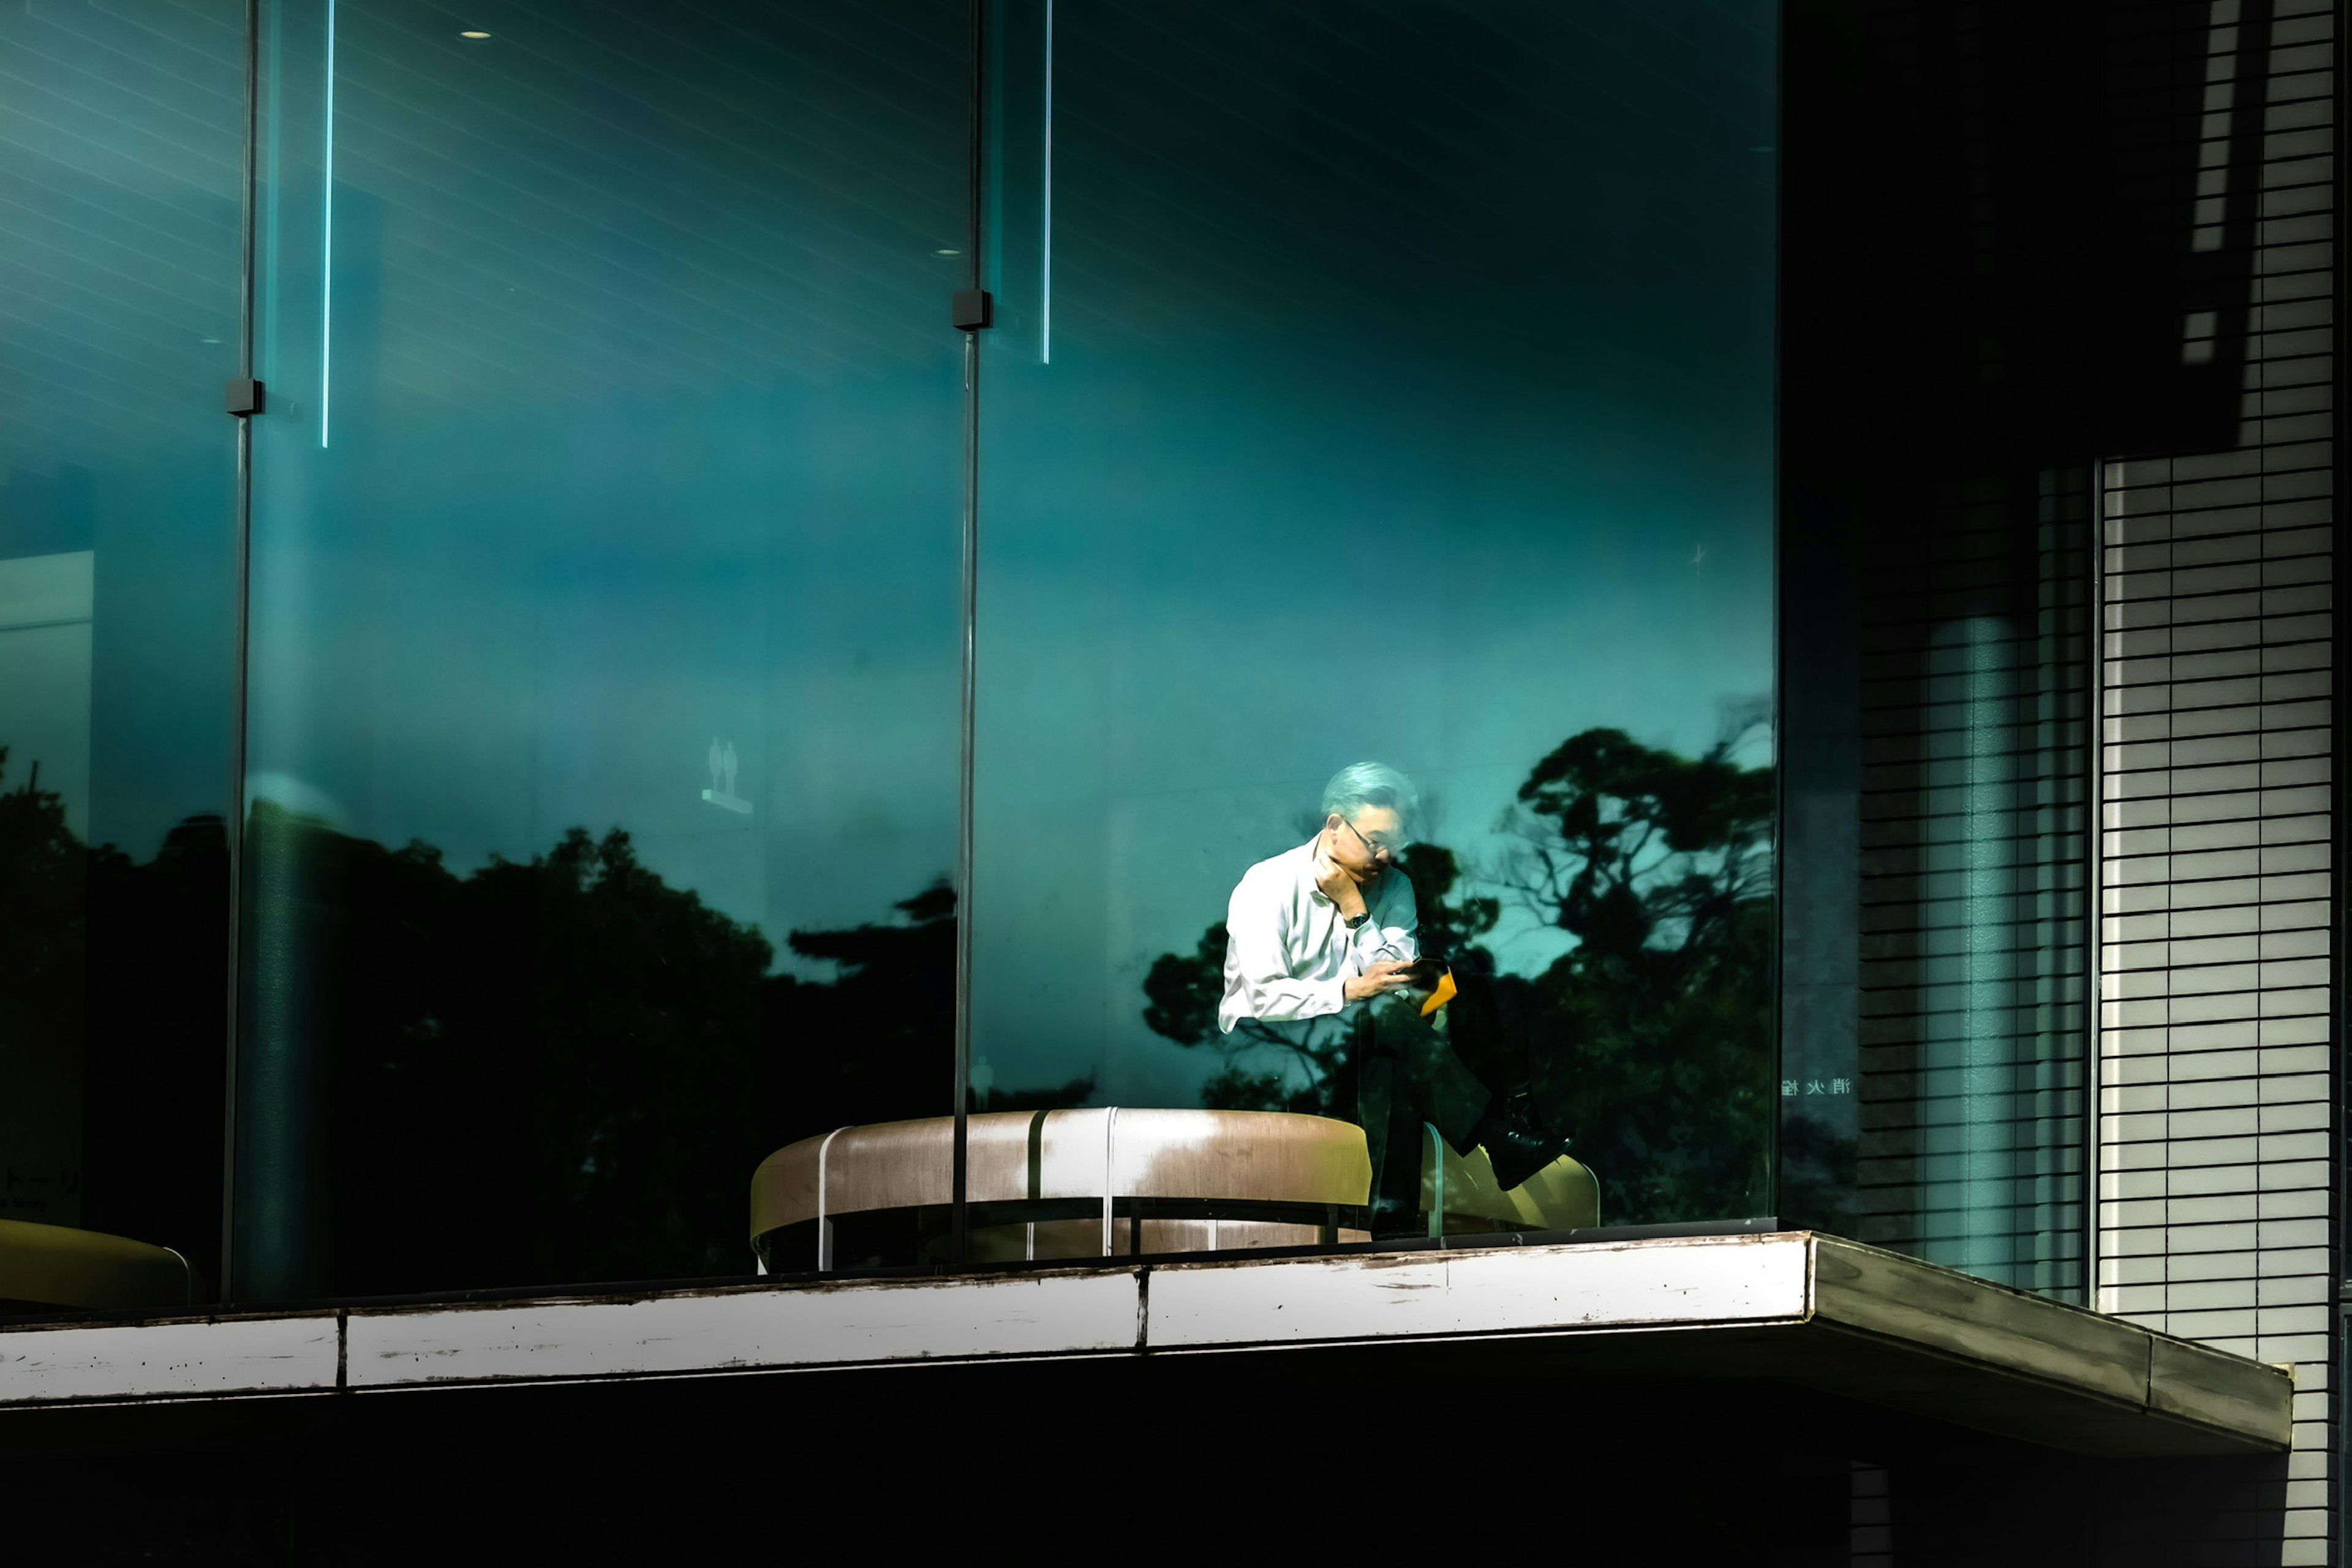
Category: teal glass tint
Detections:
[
  {"x1": 1777, "y1": 470, "x2": 2092, "y2": 1300},
  {"x1": 0, "y1": 2, "x2": 244, "y2": 1283},
  {"x1": 1922, "y1": 617, "x2": 2030, "y2": 1276},
  {"x1": 970, "y1": 1, "x2": 1777, "y2": 1243},
  {"x1": 241, "y1": 0, "x2": 968, "y2": 1297}
]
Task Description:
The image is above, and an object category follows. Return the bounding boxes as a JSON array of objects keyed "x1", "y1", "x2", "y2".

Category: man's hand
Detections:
[
  {"x1": 1313, "y1": 848, "x2": 1370, "y2": 921},
  {"x1": 1343, "y1": 959, "x2": 1414, "y2": 1003}
]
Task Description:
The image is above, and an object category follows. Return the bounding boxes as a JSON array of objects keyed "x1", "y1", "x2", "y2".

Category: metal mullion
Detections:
[
  {"x1": 949, "y1": 0, "x2": 986, "y2": 1272},
  {"x1": 219, "y1": 0, "x2": 259, "y2": 1305}
]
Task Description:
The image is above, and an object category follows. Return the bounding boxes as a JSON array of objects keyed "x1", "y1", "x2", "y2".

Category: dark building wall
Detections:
[{"x1": 1783, "y1": 0, "x2": 2335, "y2": 1558}]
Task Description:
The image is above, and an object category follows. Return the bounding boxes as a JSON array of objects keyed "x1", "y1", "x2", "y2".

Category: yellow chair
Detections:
[
  {"x1": 0, "y1": 1218, "x2": 193, "y2": 1314},
  {"x1": 1419, "y1": 1129, "x2": 1600, "y2": 1236}
]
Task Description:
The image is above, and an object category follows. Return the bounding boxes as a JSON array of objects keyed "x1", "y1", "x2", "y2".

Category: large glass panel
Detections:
[
  {"x1": 0, "y1": 1, "x2": 244, "y2": 1291},
  {"x1": 1779, "y1": 471, "x2": 2092, "y2": 1297},
  {"x1": 1774, "y1": 3, "x2": 2116, "y2": 1297},
  {"x1": 243, "y1": 0, "x2": 967, "y2": 1298},
  {"x1": 969, "y1": 1, "x2": 1777, "y2": 1254}
]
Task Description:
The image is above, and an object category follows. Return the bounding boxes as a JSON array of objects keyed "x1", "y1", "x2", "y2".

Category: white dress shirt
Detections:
[{"x1": 1218, "y1": 837, "x2": 1419, "y2": 1034}]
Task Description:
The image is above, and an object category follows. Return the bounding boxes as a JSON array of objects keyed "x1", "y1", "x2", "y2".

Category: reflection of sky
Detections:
[
  {"x1": 243, "y1": 0, "x2": 971, "y2": 973},
  {"x1": 245, "y1": 381, "x2": 965, "y2": 970},
  {"x1": 0, "y1": 1, "x2": 246, "y2": 859},
  {"x1": 972, "y1": 322, "x2": 1773, "y2": 1104},
  {"x1": 230, "y1": 1, "x2": 1768, "y2": 1112},
  {"x1": 971, "y1": 0, "x2": 1776, "y2": 1104},
  {"x1": 1, "y1": 0, "x2": 1780, "y2": 1169}
]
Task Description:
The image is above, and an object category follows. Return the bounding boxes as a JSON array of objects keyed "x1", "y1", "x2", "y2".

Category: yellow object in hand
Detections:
[{"x1": 1420, "y1": 968, "x2": 1457, "y2": 1017}]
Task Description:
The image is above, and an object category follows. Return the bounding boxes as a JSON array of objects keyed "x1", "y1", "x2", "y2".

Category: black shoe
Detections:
[
  {"x1": 1472, "y1": 1086, "x2": 1570, "y2": 1192},
  {"x1": 1366, "y1": 1194, "x2": 1422, "y2": 1242}
]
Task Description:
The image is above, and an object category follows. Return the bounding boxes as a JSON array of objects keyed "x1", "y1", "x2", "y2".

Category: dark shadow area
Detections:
[
  {"x1": 231, "y1": 800, "x2": 981, "y2": 1297},
  {"x1": 0, "y1": 751, "x2": 228, "y2": 1287},
  {"x1": 1778, "y1": 0, "x2": 2273, "y2": 1287},
  {"x1": 4, "y1": 758, "x2": 976, "y2": 1301},
  {"x1": 0, "y1": 1357, "x2": 2288, "y2": 1566}
]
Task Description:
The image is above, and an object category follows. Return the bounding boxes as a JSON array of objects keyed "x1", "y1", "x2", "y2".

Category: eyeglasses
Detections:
[{"x1": 1339, "y1": 815, "x2": 1407, "y2": 861}]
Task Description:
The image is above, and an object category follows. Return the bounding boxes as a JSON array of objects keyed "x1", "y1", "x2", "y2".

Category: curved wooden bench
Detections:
[
  {"x1": 752, "y1": 1109, "x2": 1372, "y2": 1268},
  {"x1": 750, "y1": 1109, "x2": 1600, "y2": 1270},
  {"x1": 0, "y1": 1218, "x2": 192, "y2": 1314}
]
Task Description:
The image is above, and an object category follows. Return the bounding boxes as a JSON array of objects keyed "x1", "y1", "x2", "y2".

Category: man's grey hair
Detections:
[{"x1": 1321, "y1": 761, "x2": 1418, "y2": 827}]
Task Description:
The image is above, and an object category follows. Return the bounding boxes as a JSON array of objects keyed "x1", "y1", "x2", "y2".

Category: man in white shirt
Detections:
[{"x1": 1219, "y1": 762, "x2": 1568, "y2": 1233}]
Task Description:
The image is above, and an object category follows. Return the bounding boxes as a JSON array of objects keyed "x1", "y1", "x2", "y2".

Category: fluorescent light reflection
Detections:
[
  {"x1": 1041, "y1": 0, "x2": 1052, "y2": 365},
  {"x1": 320, "y1": 0, "x2": 336, "y2": 448}
]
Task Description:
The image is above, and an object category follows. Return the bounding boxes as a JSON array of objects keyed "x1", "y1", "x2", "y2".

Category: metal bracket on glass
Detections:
[
  {"x1": 1427, "y1": 1123, "x2": 1446, "y2": 1238},
  {"x1": 224, "y1": 377, "x2": 265, "y2": 417},
  {"x1": 1101, "y1": 1107, "x2": 1118, "y2": 1257},
  {"x1": 951, "y1": 288, "x2": 993, "y2": 331},
  {"x1": 813, "y1": 1125, "x2": 848, "y2": 1272}
]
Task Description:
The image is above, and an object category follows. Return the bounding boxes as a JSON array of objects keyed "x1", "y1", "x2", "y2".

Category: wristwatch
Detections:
[{"x1": 1344, "y1": 911, "x2": 1370, "y2": 929}]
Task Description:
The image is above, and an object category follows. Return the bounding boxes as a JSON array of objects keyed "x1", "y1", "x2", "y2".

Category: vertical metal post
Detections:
[
  {"x1": 1100, "y1": 1107, "x2": 1117, "y2": 1257},
  {"x1": 1425, "y1": 1124, "x2": 1444, "y2": 1238},
  {"x1": 952, "y1": 324, "x2": 976, "y2": 1270},
  {"x1": 1039, "y1": 0, "x2": 1052, "y2": 365},
  {"x1": 220, "y1": 0, "x2": 261, "y2": 1305},
  {"x1": 317, "y1": 0, "x2": 335, "y2": 449},
  {"x1": 949, "y1": 0, "x2": 987, "y2": 1271}
]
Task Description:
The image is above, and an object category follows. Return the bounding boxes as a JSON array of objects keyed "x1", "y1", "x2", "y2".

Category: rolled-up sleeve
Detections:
[{"x1": 1219, "y1": 875, "x2": 1346, "y2": 1031}]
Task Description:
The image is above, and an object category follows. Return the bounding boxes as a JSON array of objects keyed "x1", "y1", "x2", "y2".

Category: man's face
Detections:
[{"x1": 1326, "y1": 806, "x2": 1404, "y2": 880}]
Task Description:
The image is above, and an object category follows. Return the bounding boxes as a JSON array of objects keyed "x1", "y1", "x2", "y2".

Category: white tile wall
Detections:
[{"x1": 2096, "y1": 5, "x2": 2334, "y2": 1559}]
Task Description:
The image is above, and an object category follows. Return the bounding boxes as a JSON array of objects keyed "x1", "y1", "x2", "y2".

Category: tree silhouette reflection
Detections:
[
  {"x1": 237, "y1": 803, "x2": 970, "y2": 1294},
  {"x1": 5, "y1": 718, "x2": 1776, "y2": 1297},
  {"x1": 1144, "y1": 725, "x2": 1775, "y2": 1226},
  {"x1": 2, "y1": 748, "x2": 230, "y2": 1287}
]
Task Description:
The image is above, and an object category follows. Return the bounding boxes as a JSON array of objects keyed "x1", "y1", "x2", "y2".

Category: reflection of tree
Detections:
[
  {"x1": 8, "y1": 718, "x2": 1773, "y2": 1287},
  {"x1": 246, "y1": 803, "x2": 967, "y2": 1293},
  {"x1": 267, "y1": 813, "x2": 778, "y2": 1292},
  {"x1": 1, "y1": 748, "x2": 230, "y2": 1284},
  {"x1": 1506, "y1": 725, "x2": 1773, "y2": 1223},
  {"x1": 0, "y1": 749, "x2": 83, "y2": 1062},
  {"x1": 6, "y1": 751, "x2": 1074, "y2": 1296},
  {"x1": 1142, "y1": 726, "x2": 1773, "y2": 1225}
]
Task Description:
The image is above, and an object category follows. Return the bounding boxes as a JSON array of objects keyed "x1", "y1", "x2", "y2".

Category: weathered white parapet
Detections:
[{"x1": 0, "y1": 1231, "x2": 2291, "y2": 1458}]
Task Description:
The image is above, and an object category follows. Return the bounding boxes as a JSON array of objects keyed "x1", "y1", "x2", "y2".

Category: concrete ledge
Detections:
[
  {"x1": 0, "y1": 1232, "x2": 2292, "y2": 1455},
  {"x1": 0, "y1": 1313, "x2": 339, "y2": 1404},
  {"x1": 349, "y1": 1269, "x2": 1140, "y2": 1385}
]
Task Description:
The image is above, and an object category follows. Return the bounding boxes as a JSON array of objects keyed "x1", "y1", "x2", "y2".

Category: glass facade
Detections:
[
  {"x1": 3, "y1": 0, "x2": 2042, "y2": 1308},
  {"x1": 0, "y1": 0, "x2": 246, "y2": 1288},
  {"x1": 235, "y1": 0, "x2": 968, "y2": 1297},
  {"x1": 1779, "y1": 456, "x2": 2095, "y2": 1298},
  {"x1": 971, "y1": 1, "x2": 1777, "y2": 1243}
]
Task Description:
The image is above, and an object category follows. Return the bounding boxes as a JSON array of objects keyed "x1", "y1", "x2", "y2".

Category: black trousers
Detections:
[{"x1": 1354, "y1": 997, "x2": 1494, "y2": 1237}]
